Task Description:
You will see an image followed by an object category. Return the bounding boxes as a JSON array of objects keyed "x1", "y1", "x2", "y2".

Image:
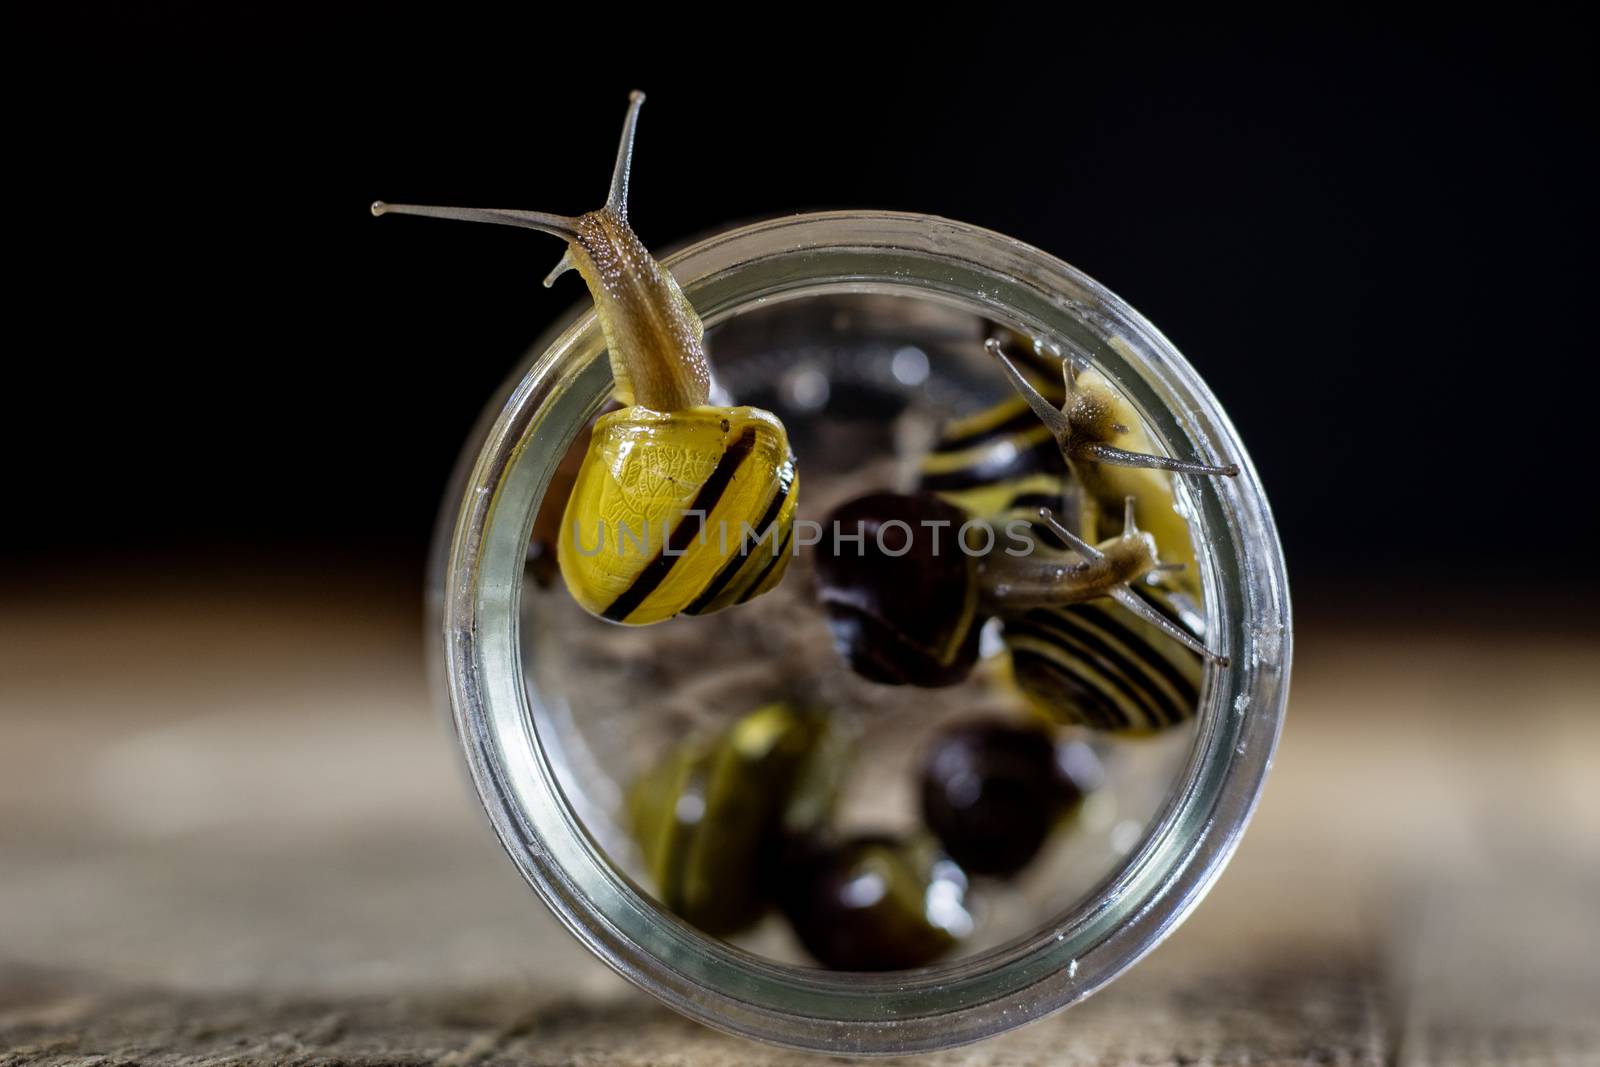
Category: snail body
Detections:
[
  {"x1": 986, "y1": 335, "x2": 1240, "y2": 595},
  {"x1": 375, "y1": 93, "x2": 798, "y2": 625}
]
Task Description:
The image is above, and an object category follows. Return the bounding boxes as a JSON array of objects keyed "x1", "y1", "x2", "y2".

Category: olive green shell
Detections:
[{"x1": 624, "y1": 703, "x2": 828, "y2": 938}]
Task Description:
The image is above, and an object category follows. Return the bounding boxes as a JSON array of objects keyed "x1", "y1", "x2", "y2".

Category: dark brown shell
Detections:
[{"x1": 814, "y1": 492, "x2": 981, "y2": 687}]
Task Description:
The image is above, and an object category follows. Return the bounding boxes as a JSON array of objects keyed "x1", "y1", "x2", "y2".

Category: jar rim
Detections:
[{"x1": 428, "y1": 210, "x2": 1291, "y2": 1055}]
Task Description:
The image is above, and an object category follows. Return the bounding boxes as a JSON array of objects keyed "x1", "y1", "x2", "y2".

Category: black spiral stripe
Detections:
[
  {"x1": 603, "y1": 428, "x2": 757, "y2": 622},
  {"x1": 1053, "y1": 608, "x2": 1192, "y2": 729},
  {"x1": 1008, "y1": 620, "x2": 1152, "y2": 729},
  {"x1": 1009, "y1": 647, "x2": 1126, "y2": 729},
  {"x1": 1010, "y1": 610, "x2": 1178, "y2": 729},
  {"x1": 929, "y1": 406, "x2": 1041, "y2": 454},
  {"x1": 1082, "y1": 598, "x2": 1201, "y2": 712},
  {"x1": 734, "y1": 526, "x2": 794, "y2": 605},
  {"x1": 918, "y1": 436, "x2": 1068, "y2": 492},
  {"x1": 682, "y1": 463, "x2": 792, "y2": 616}
]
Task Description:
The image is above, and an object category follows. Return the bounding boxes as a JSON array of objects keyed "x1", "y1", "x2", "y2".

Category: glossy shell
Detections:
[
  {"x1": 775, "y1": 836, "x2": 970, "y2": 971},
  {"x1": 1004, "y1": 586, "x2": 1204, "y2": 732},
  {"x1": 916, "y1": 341, "x2": 1070, "y2": 514},
  {"x1": 916, "y1": 394, "x2": 1069, "y2": 505},
  {"x1": 814, "y1": 492, "x2": 980, "y2": 687},
  {"x1": 557, "y1": 404, "x2": 799, "y2": 625},
  {"x1": 626, "y1": 703, "x2": 826, "y2": 938},
  {"x1": 919, "y1": 719, "x2": 1088, "y2": 877}
]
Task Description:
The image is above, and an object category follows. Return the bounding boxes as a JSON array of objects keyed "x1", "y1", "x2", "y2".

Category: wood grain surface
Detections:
[{"x1": 2, "y1": 574, "x2": 1596, "y2": 1065}]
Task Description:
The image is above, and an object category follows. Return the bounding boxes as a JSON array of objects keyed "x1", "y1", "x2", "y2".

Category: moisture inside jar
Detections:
[{"x1": 519, "y1": 293, "x2": 1224, "y2": 971}]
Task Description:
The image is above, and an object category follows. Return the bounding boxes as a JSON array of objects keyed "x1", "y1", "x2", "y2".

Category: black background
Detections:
[{"x1": 13, "y1": 10, "x2": 1597, "y2": 596}]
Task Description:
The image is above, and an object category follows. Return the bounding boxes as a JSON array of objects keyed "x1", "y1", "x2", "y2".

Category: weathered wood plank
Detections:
[{"x1": 1, "y1": 584, "x2": 1594, "y2": 1064}]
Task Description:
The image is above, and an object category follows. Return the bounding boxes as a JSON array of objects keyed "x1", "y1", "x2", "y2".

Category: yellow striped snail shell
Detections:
[
  {"x1": 561, "y1": 405, "x2": 798, "y2": 623},
  {"x1": 1003, "y1": 585, "x2": 1206, "y2": 733},
  {"x1": 374, "y1": 93, "x2": 798, "y2": 624}
]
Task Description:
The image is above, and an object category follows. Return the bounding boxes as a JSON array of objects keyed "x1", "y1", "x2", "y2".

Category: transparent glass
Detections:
[{"x1": 427, "y1": 212, "x2": 1291, "y2": 1055}]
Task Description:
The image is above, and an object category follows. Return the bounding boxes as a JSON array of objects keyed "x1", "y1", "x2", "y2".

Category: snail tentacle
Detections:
[
  {"x1": 1037, "y1": 506, "x2": 1102, "y2": 561},
  {"x1": 985, "y1": 337, "x2": 1071, "y2": 443},
  {"x1": 1110, "y1": 585, "x2": 1227, "y2": 666},
  {"x1": 542, "y1": 248, "x2": 577, "y2": 288},
  {"x1": 1077, "y1": 441, "x2": 1241, "y2": 478},
  {"x1": 607, "y1": 90, "x2": 645, "y2": 220},
  {"x1": 369, "y1": 201, "x2": 581, "y2": 238}
]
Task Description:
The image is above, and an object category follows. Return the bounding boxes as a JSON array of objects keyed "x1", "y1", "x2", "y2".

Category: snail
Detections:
[
  {"x1": 773, "y1": 834, "x2": 971, "y2": 970},
  {"x1": 919, "y1": 718, "x2": 1099, "y2": 877},
  {"x1": 625, "y1": 702, "x2": 832, "y2": 938},
  {"x1": 375, "y1": 92, "x2": 799, "y2": 624},
  {"x1": 816, "y1": 489, "x2": 1209, "y2": 690},
  {"x1": 985, "y1": 334, "x2": 1239, "y2": 593}
]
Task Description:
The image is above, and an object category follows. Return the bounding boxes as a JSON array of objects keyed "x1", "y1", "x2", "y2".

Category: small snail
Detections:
[
  {"x1": 919, "y1": 719, "x2": 1098, "y2": 877},
  {"x1": 986, "y1": 334, "x2": 1239, "y2": 593},
  {"x1": 375, "y1": 93, "x2": 799, "y2": 624},
  {"x1": 774, "y1": 834, "x2": 971, "y2": 971},
  {"x1": 816, "y1": 490, "x2": 1209, "y2": 690},
  {"x1": 625, "y1": 702, "x2": 830, "y2": 937}
]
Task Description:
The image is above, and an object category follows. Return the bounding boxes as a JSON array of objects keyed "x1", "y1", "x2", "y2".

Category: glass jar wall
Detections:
[{"x1": 427, "y1": 212, "x2": 1290, "y2": 1055}]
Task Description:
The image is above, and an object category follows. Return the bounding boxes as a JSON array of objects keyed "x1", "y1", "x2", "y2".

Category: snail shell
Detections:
[
  {"x1": 558, "y1": 405, "x2": 798, "y2": 625},
  {"x1": 1003, "y1": 585, "x2": 1204, "y2": 733},
  {"x1": 814, "y1": 491, "x2": 980, "y2": 687},
  {"x1": 625, "y1": 702, "x2": 827, "y2": 937}
]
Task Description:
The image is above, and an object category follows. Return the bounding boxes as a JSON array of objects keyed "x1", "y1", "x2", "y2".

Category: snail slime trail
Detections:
[{"x1": 375, "y1": 92, "x2": 799, "y2": 626}]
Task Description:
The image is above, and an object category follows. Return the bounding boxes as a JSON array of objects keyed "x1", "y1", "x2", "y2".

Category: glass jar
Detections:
[{"x1": 426, "y1": 211, "x2": 1291, "y2": 1055}]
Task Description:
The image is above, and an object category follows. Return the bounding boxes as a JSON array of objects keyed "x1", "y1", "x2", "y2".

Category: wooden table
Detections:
[{"x1": 2, "y1": 571, "x2": 1596, "y2": 1065}]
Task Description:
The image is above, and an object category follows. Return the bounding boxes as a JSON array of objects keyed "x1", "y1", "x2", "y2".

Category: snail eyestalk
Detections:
[
  {"x1": 372, "y1": 91, "x2": 711, "y2": 413},
  {"x1": 607, "y1": 89, "x2": 645, "y2": 219},
  {"x1": 368, "y1": 201, "x2": 581, "y2": 238},
  {"x1": 986, "y1": 337, "x2": 1240, "y2": 479},
  {"x1": 1045, "y1": 503, "x2": 1228, "y2": 665},
  {"x1": 374, "y1": 93, "x2": 798, "y2": 626}
]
